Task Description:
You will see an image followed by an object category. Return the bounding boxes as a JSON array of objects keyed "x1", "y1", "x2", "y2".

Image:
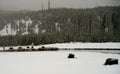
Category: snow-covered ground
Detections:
[
  {"x1": 0, "y1": 51, "x2": 120, "y2": 74},
  {"x1": 41, "y1": 42, "x2": 120, "y2": 49}
]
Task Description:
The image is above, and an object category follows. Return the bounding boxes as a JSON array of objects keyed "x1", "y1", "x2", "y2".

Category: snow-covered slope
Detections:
[
  {"x1": 0, "y1": 23, "x2": 17, "y2": 36},
  {"x1": 0, "y1": 16, "x2": 62, "y2": 36},
  {"x1": 0, "y1": 51, "x2": 120, "y2": 74},
  {"x1": 41, "y1": 42, "x2": 120, "y2": 49}
]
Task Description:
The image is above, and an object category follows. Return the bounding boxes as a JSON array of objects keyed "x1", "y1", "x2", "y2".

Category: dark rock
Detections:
[
  {"x1": 68, "y1": 53, "x2": 75, "y2": 58},
  {"x1": 104, "y1": 58, "x2": 118, "y2": 65}
]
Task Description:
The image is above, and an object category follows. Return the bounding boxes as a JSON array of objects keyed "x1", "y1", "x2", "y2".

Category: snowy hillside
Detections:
[
  {"x1": 0, "y1": 17, "x2": 39, "y2": 36},
  {"x1": 0, "y1": 51, "x2": 120, "y2": 74},
  {"x1": 0, "y1": 17, "x2": 62, "y2": 36},
  {"x1": 0, "y1": 7, "x2": 120, "y2": 46},
  {"x1": 0, "y1": 23, "x2": 17, "y2": 36}
]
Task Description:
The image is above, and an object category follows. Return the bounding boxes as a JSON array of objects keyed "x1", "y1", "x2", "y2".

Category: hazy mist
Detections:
[{"x1": 0, "y1": 0, "x2": 120, "y2": 11}]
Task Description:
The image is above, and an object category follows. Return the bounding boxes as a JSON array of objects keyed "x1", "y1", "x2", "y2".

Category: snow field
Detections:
[{"x1": 0, "y1": 51, "x2": 120, "y2": 74}]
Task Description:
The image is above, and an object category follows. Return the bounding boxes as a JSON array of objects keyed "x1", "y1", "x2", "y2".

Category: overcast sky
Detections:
[{"x1": 0, "y1": 0, "x2": 120, "y2": 11}]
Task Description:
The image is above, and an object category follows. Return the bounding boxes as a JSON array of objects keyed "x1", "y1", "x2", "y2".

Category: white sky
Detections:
[{"x1": 0, "y1": 0, "x2": 120, "y2": 11}]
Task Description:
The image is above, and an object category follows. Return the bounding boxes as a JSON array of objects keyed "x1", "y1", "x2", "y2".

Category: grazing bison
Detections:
[
  {"x1": 27, "y1": 47, "x2": 30, "y2": 49},
  {"x1": 41, "y1": 46, "x2": 45, "y2": 51},
  {"x1": 31, "y1": 46, "x2": 36, "y2": 51},
  {"x1": 17, "y1": 47, "x2": 25, "y2": 51},
  {"x1": 68, "y1": 53, "x2": 75, "y2": 59},
  {"x1": 104, "y1": 58, "x2": 118, "y2": 65},
  {"x1": 8, "y1": 47, "x2": 14, "y2": 52},
  {"x1": 26, "y1": 47, "x2": 30, "y2": 51}
]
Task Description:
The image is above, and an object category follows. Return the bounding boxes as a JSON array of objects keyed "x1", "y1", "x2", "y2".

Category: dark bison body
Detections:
[
  {"x1": 17, "y1": 47, "x2": 25, "y2": 51},
  {"x1": 26, "y1": 47, "x2": 30, "y2": 51},
  {"x1": 31, "y1": 46, "x2": 37, "y2": 51},
  {"x1": 104, "y1": 58, "x2": 118, "y2": 65},
  {"x1": 68, "y1": 53, "x2": 75, "y2": 58},
  {"x1": 38, "y1": 46, "x2": 58, "y2": 51},
  {"x1": 8, "y1": 47, "x2": 14, "y2": 52}
]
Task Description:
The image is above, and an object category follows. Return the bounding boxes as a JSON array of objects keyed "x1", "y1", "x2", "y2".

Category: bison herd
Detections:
[{"x1": 3, "y1": 46, "x2": 58, "y2": 52}]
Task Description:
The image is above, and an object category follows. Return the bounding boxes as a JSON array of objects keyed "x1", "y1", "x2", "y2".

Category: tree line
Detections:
[{"x1": 0, "y1": 6, "x2": 120, "y2": 46}]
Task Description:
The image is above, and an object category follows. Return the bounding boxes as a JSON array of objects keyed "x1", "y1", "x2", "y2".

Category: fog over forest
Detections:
[{"x1": 0, "y1": 0, "x2": 120, "y2": 11}]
